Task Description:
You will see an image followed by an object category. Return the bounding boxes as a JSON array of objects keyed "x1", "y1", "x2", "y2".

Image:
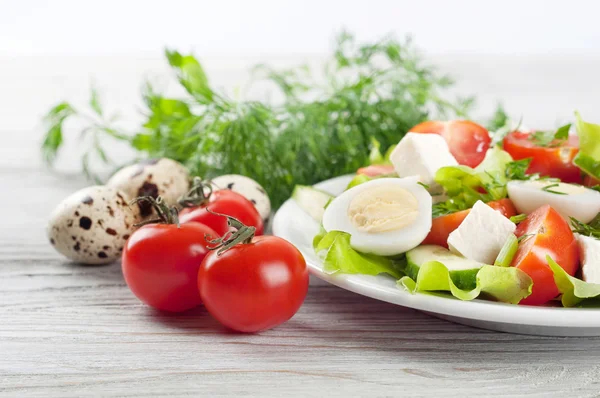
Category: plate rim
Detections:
[{"x1": 272, "y1": 174, "x2": 600, "y2": 329}]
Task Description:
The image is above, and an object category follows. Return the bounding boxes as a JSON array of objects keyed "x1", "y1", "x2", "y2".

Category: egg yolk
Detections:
[{"x1": 347, "y1": 185, "x2": 419, "y2": 233}]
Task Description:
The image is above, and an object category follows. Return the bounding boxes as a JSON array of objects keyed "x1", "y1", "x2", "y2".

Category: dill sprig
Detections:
[{"x1": 41, "y1": 31, "x2": 474, "y2": 208}]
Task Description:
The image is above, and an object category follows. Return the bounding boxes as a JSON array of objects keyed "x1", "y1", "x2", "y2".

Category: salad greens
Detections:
[
  {"x1": 505, "y1": 158, "x2": 534, "y2": 180},
  {"x1": 41, "y1": 32, "x2": 473, "y2": 208},
  {"x1": 368, "y1": 138, "x2": 396, "y2": 166},
  {"x1": 574, "y1": 111, "x2": 600, "y2": 180},
  {"x1": 541, "y1": 183, "x2": 567, "y2": 195},
  {"x1": 548, "y1": 256, "x2": 600, "y2": 307},
  {"x1": 345, "y1": 174, "x2": 373, "y2": 190},
  {"x1": 432, "y1": 147, "x2": 513, "y2": 217},
  {"x1": 313, "y1": 229, "x2": 402, "y2": 279},
  {"x1": 398, "y1": 261, "x2": 532, "y2": 304},
  {"x1": 571, "y1": 213, "x2": 600, "y2": 239},
  {"x1": 529, "y1": 123, "x2": 571, "y2": 147}
]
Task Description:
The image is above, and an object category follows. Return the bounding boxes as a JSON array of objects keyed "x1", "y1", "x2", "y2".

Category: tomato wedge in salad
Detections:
[
  {"x1": 356, "y1": 164, "x2": 395, "y2": 177},
  {"x1": 423, "y1": 199, "x2": 517, "y2": 248},
  {"x1": 503, "y1": 131, "x2": 582, "y2": 183},
  {"x1": 511, "y1": 205, "x2": 579, "y2": 306},
  {"x1": 409, "y1": 120, "x2": 491, "y2": 168}
]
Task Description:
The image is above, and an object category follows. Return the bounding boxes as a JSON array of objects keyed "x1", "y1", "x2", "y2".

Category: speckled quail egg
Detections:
[
  {"x1": 47, "y1": 186, "x2": 141, "y2": 265},
  {"x1": 210, "y1": 174, "x2": 271, "y2": 222},
  {"x1": 107, "y1": 158, "x2": 190, "y2": 218}
]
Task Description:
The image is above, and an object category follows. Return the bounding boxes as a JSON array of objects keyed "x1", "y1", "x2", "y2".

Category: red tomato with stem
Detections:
[
  {"x1": 409, "y1": 120, "x2": 491, "y2": 168},
  {"x1": 122, "y1": 197, "x2": 218, "y2": 312},
  {"x1": 423, "y1": 199, "x2": 517, "y2": 248},
  {"x1": 511, "y1": 205, "x2": 579, "y2": 306},
  {"x1": 179, "y1": 178, "x2": 264, "y2": 236},
  {"x1": 198, "y1": 215, "x2": 309, "y2": 333},
  {"x1": 503, "y1": 131, "x2": 582, "y2": 183}
]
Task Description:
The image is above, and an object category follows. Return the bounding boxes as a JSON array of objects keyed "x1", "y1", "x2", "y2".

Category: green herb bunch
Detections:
[{"x1": 42, "y1": 32, "x2": 473, "y2": 208}]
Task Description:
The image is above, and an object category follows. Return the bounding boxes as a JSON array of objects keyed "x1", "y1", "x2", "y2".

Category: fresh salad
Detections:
[{"x1": 293, "y1": 113, "x2": 600, "y2": 307}]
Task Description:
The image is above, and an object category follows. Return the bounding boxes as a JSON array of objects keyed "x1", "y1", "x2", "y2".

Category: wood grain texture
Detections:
[{"x1": 3, "y1": 56, "x2": 600, "y2": 397}]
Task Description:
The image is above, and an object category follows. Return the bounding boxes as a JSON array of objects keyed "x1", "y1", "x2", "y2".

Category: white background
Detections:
[{"x1": 2, "y1": 0, "x2": 600, "y2": 56}]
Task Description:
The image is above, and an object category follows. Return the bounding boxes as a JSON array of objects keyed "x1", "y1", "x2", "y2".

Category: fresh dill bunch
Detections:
[{"x1": 41, "y1": 31, "x2": 474, "y2": 208}]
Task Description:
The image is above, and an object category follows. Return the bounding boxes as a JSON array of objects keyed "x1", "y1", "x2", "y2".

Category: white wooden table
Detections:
[{"x1": 2, "y1": 55, "x2": 600, "y2": 397}]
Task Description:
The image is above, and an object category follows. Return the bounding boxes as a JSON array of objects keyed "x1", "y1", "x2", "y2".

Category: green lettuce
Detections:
[
  {"x1": 433, "y1": 147, "x2": 513, "y2": 214},
  {"x1": 313, "y1": 229, "x2": 532, "y2": 304},
  {"x1": 345, "y1": 174, "x2": 373, "y2": 190},
  {"x1": 368, "y1": 137, "x2": 396, "y2": 165},
  {"x1": 313, "y1": 230, "x2": 402, "y2": 278},
  {"x1": 574, "y1": 111, "x2": 600, "y2": 180},
  {"x1": 548, "y1": 256, "x2": 600, "y2": 307},
  {"x1": 398, "y1": 261, "x2": 533, "y2": 304}
]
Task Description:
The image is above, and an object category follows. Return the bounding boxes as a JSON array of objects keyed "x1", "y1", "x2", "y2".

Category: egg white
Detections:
[
  {"x1": 322, "y1": 177, "x2": 432, "y2": 256},
  {"x1": 507, "y1": 180, "x2": 600, "y2": 223}
]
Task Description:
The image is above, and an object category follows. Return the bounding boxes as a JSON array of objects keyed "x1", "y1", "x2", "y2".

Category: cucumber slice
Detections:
[
  {"x1": 406, "y1": 245, "x2": 485, "y2": 290},
  {"x1": 292, "y1": 185, "x2": 334, "y2": 222},
  {"x1": 494, "y1": 234, "x2": 518, "y2": 267}
]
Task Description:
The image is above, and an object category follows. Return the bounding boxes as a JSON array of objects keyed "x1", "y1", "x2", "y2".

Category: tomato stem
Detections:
[
  {"x1": 178, "y1": 177, "x2": 214, "y2": 208},
  {"x1": 205, "y1": 209, "x2": 256, "y2": 255},
  {"x1": 130, "y1": 196, "x2": 180, "y2": 227}
]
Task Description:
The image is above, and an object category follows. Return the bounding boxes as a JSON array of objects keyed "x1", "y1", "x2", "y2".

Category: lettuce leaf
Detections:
[
  {"x1": 398, "y1": 261, "x2": 533, "y2": 304},
  {"x1": 368, "y1": 137, "x2": 396, "y2": 165},
  {"x1": 434, "y1": 147, "x2": 513, "y2": 213},
  {"x1": 313, "y1": 230, "x2": 402, "y2": 278},
  {"x1": 345, "y1": 174, "x2": 373, "y2": 190},
  {"x1": 574, "y1": 111, "x2": 600, "y2": 180},
  {"x1": 548, "y1": 255, "x2": 600, "y2": 307}
]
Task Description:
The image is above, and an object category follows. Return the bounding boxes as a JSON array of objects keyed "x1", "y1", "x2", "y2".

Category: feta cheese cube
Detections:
[
  {"x1": 576, "y1": 234, "x2": 600, "y2": 284},
  {"x1": 389, "y1": 132, "x2": 458, "y2": 187},
  {"x1": 447, "y1": 201, "x2": 516, "y2": 264}
]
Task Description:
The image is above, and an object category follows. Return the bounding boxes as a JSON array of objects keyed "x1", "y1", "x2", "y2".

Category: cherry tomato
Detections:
[
  {"x1": 180, "y1": 190, "x2": 264, "y2": 236},
  {"x1": 511, "y1": 205, "x2": 579, "y2": 306},
  {"x1": 199, "y1": 235, "x2": 309, "y2": 333},
  {"x1": 503, "y1": 131, "x2": 582, "y2": 183},
  {"x1": 357, "y1": 164, "x2": 395, "y2": 176},
  {"x1": 423, "y1": 199, "x2": 517, "y2": 248},
  {"x1": 409, "y1": 120, "x2": 491, "y2": 168},
  {"x1": 123, "y1": 221, "x2": 217, "y2": 313}
]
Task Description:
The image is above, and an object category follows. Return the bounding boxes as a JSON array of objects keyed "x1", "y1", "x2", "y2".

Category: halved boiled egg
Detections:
[
  {"x1": 507, "y1": 180, "x2": 600, "y2": 223},
  {"x1": 322, "y1": 177, "x2": 432, "y2": 256}
]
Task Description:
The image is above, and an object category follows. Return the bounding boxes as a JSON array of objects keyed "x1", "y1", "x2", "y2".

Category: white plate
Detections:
[{"x1": 273, "y1": 175, "x2": 600, "y2": 336}]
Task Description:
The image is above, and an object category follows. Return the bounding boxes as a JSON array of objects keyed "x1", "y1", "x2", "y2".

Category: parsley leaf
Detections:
[
  {"x1": 505, "y1": 158, "x2": 533, "y2": 180},
  {"x1": 529, "y1": 123, "x2": 571, "y2": 147},
  {"x1": 530, "y1": 131, "x2": 556, "y2": 147},
  {"x1": 541, "y1": 183, "x2": 567, "y2": 195},
  {"x1": 432, "y1": 200, "x2": 464, "y2": 218},
  {"x1": 487, "y1": 104, "x2": 509, "y2": 132},
  {"x1": 554, "y1": 123, "x2": 571, "y2": 140},
  {"x1": 571, "y1": 214, "x2": 600, "y2": 239}
]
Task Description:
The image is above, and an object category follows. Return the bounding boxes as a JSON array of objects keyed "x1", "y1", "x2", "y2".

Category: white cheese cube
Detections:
[
  {"x1": 447, "y1": 201, "x2": 516, "y2": 264},
  {"x1": 389, "y1": 132, "x2": 458, "y2": 187},
  {"x1": 576, "y1": 234, "x2": 600, "y2": 284}
]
